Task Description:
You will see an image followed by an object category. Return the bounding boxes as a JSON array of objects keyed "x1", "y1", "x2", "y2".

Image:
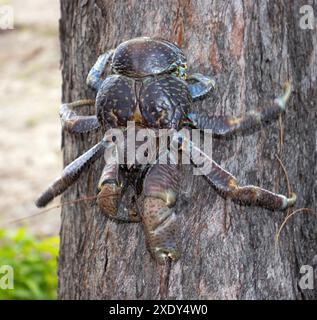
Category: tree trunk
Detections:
[{"x1": 58, "y1": 0, "x2": 317, "y2": 299}]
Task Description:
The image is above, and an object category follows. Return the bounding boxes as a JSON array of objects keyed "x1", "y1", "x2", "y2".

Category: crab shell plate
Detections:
[{"x1": 111, "y1": 37, "x2": 187, "y2": 78}]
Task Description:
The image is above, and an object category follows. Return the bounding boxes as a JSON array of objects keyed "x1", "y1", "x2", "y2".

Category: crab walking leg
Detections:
[
  {"x1": 187, "y1": 82, "x2": 292, "y2": 137},
  {"x1": 97, "y1": 146, "x2": 140, "y2": 223},
  {"x1": 202, "y1": 160, "x2": 296, "y2": 210},
  {"x1": 187, "y1": 73, "x2": 216, "y2": 101},
  {"x1": 60, "y1": 100, "x2": 100, "y2": 134},
  {"x1": 177, "y1": 133, "x2": 296, "y2": 211},
  {"x1": 142, "y1": 163, "x2": 180, "y2": 264},
  {"x1": 86, "y1": 50, "x2": 114, "y2": 91},
  {"x1": 35, "y1": 139, "x2": 110, "y2": 208}
]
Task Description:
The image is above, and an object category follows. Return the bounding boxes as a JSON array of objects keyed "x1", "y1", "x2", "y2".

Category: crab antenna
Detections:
[{"x1": 1, "y1": 193, "x2": 121, "y2": 227}]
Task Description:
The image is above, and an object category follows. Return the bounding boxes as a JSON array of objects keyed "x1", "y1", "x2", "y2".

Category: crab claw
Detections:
[{"x1": 97, "y1": 182, "x2": 140, "y2": 222}]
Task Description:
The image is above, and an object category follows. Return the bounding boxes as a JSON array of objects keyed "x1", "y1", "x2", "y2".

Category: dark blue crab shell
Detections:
[{"x1": 111, "y1": 37, "x2": 187, "y2": 78}]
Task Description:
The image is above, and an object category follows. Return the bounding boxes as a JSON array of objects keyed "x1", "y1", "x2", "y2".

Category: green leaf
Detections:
[{"x1": 0, "y1": 228, "x2": 59, "y2": 300}]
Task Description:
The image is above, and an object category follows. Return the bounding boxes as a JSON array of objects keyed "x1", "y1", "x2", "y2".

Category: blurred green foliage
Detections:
[{"x1": 0, "y1": 228, "x2": 59, "y2": 300}]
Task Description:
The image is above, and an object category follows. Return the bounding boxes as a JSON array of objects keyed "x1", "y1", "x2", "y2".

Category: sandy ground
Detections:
[{"x1": 0, "y1": 0, "x2": 61, "y2": 235}]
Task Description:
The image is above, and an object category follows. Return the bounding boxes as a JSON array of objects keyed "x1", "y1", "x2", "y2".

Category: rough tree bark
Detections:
[{"x1": 58, "y1": 0, "x2": 317, "y2": 299}]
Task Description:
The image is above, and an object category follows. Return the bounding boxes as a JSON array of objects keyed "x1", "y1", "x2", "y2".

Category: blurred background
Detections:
[{"x1": 0, "y1": 0, "x2": 61, "y2": 299}]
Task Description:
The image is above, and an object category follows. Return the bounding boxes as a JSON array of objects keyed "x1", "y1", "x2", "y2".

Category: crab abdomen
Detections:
[
  {"x1": 95, "y1": 75, "x2": 136, "y2": 127},
  {"x1": 140, "y1": 75, "x2": 192, "y2": 128},
  {"x1": 96, "y1": 74, "x2": 191, "y2": 129}
]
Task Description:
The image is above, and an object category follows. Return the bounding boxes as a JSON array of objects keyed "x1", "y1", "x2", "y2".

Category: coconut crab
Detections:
[{"x1": 36, "y1": 37, "x2": 296, "y2": 264}]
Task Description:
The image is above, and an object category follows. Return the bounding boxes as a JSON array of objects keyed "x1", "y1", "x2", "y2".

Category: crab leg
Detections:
[
  {"x1": 203, "y1": 160, "x2": 296, "y2": 211},
  {"x1": 35, "y1": 139, "x2": 111, "y2": 208},
  {"x1": 86, "y1": 50, "x2": 114, "y2": 90},
  {"x1": 176, "y1": 130, "x2": 296, "y2": 211},
  {"x1": 97, "y1": 145, "x2": 140, "y2": 223},
  {"x1": 142, "y1": 161, "x2": 180, "y2": 264},
  {"x1": 186, "y1": 82, "x2": 292, "y2": 137},
  {"x1": 187, "y1": 73, "x2": 216, "y2": 101},
  {"x1": 60, "y1": 100, "x2": 100, "y2": 134}
]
